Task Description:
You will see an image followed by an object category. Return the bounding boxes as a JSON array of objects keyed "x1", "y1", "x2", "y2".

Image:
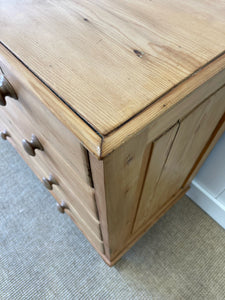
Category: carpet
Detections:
[{"x1": 0, "y1": 138, "x2": 225, "y2": 300}]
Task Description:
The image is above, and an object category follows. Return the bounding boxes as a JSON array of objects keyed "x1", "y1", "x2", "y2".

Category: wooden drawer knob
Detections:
[
  {"x1": 0, "y1": 130, "x2": 10, "y2": 140},
  {"x1": 57, "y1": 201, "x2": 69, "y2": 214},
  {"x1": 22, "y1": 134, "x2": 44, "y2": 156},
  {"x1": 42, "y1": 174, "x2": 58, "y2": 190},
  {"x1": 0, "y1": 73, "x2": 18, "y2": 106}
]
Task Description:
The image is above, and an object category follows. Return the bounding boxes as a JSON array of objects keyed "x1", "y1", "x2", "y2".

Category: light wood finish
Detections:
[
  {"x1": 102, "y1": 53, "x2": 225, "y2": 157},
  {"x1": 0, "y1": 90, "x2": 99, "y2": 218},
  {"x1": 0, "y1": 1, "x2": 225, "y2": 266},
  {"x1": 1, "y1": 19, "x2": 225, "y2": 158},
  {"x1": 0, "y1": 45, "x2": 102, "y2": 158},
  {"x1": 105, "y1": 187, "x2": 189, "y2": 266},
  {"x1": 65, "y1": 210, "x2": 104, "y2": 255},
  {"x1": 183, "y1": 113, "x2": 225, "y2": 188},
  {"x1": 132, "y1": 124, "x2": 179, "y2": 232},
  {"x1": 0, "y1": 55, "x2": 91, "y2": 184},
  {"x1": 54, "y1": 188, "x2": 102, "y2": 243},
  {"x1": 152, "y1": 88, "x2": 225, "y2": 202},
  {"x1": 0, "y1": 107, "x2": 102, "y2": 242},
  {"x1": 1, "y1": 1, "x2": 225, "y2": 138},
  {"x1": 133, "y1": 87, "x2": 225, "y2": 232},
  {"x1": 42, "y1": 185, "x2": 104, "y2": 254},
  {"x1": 92, "y1": 85, "x2": 225, "y2": 261},
  {"x1": 89, "y1": 154, "x2": 110, "y2": 259}
]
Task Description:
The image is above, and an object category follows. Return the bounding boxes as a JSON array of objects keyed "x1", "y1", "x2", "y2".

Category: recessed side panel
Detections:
[{"x1": 132, "y1": 124, "x2": 179, "y2": 232}]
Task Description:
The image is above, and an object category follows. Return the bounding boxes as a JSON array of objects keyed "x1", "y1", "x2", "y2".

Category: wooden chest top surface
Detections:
[{"x1": 1, "y1": 0, "x2": 225, "y2": 156}]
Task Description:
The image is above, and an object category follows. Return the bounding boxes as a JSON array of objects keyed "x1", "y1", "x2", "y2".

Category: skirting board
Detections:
[{"x1": 187, "y1": 180, "x2": 225, "y2": 229}]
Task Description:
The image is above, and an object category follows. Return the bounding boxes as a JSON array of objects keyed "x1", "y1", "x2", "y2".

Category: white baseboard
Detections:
[{"x1": 187, "y1": 180, "x2": 225, "y2": 229}]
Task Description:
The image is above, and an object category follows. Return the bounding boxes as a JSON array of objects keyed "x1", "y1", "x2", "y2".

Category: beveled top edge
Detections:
[
  {"x1": 1, "y1": 0, "x2": 225, "y2": 136},
  {"x1": 1, "y1": 43, "x2": 225, "y2": 159},
  {"x1": 101, "y1": 53, "x2": 225, "y2": 158}
]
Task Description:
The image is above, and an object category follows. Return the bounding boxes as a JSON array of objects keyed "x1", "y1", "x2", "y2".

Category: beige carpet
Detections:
[{"x1": 1, "y1": 138, "x2": 225, "y2": 300}]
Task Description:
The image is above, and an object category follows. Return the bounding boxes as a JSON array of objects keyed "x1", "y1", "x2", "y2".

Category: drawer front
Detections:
[
  {"x1": 0, "y1": 113, "x2": 104, "y2": 251},
  {"x1": 0, "y1": 50, "x2": 104, "y2": 252},
  {"x1": 0, "y1": 55, "x2": 91, "y2": 186},
  {"x1": 0, "y1": 98, "x2": 98, "y2": 219},
  {"x1": 66, "y1": 210, "x2": 104, "y2": 254},
  {"x1": 0, "y1": 49, "x2": 100, "y2": 219}
]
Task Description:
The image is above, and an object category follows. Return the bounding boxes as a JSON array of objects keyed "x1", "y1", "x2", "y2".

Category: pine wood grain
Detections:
[
  {"x1": 0, "y1": 45, "x2": 102, "y2": 158},
  {"x1": 182, "y1": 112, "x2": 225, "y2": 188},
  {"x1": 152, "y1": 86, "x2": 225, "y2": 210},
  {"x1": 102, "y1": 54, "x2": 225, "y2": 157},
  {"x1": 89, "y1": 154, "x2": 111, "y2": 259},
  {"x1": 102, "y1": 131, "x2": 152, "y2": 257},
  {"x1": 1, "y1": 1, "x2": 225, "y2": 265},
  {"x1": 0, "y1": 114, "x2": 103, "y2": 245},
  {"x1": 132, "y1": 124, "x2": 179, "y2": 232},
  {"x1": 133, "y1": 86, "x2": 225, "y2": 234},
  {"x1": 1, "y1": 0, "x2": 225, "y2": 137},
  {"x1": 94, "y1": 85, "x2": 225, "y2": 260},
  {"x1": 105, "y1": 187, "x2": 189, "y2": 266},
  {"x1": 0, "y1": 99, "x2": 101, "y2": 228},
  {"x1": 0, "y1": 71, "x2": 101, "y2": 218}
]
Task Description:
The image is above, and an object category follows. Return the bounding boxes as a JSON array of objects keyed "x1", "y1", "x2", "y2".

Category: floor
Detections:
[{"x1": 1, "y1": 139, "x2": 225, "y2": 300}]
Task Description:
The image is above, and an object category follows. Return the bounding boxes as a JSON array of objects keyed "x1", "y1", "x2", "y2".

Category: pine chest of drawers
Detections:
[{"x1": 0, "y1": 1, "x2": 225, "y2": 266}]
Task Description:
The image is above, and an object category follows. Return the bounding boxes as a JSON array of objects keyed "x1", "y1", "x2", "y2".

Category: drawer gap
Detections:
[{"x1": 83, "y1": 146, "x2": 94, "y2": 188}]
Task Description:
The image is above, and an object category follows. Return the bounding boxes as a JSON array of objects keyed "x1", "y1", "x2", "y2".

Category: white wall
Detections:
[{"x1": 187, "y1": 131, "x2": 225, "y2": 229}]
